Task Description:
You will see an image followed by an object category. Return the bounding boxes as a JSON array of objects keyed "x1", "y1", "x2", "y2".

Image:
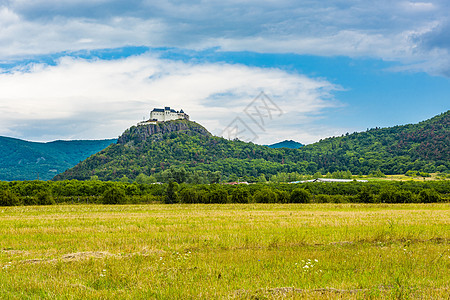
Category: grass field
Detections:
[{"x1": 0, "y1": 203, "x2": 449, "y2": 299}]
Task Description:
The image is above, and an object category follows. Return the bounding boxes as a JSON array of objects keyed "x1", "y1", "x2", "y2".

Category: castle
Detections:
[{"x1": 139, "y1": 107, "x2": 189, "y2": 125}]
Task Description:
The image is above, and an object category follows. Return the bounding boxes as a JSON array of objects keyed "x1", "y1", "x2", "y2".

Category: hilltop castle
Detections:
[
  {"x1": 150, "y1": 107, "x2": 189, "y2": 122},
  {"x1": 139, "y1": 106, "x2": 189, "y2": 125}
]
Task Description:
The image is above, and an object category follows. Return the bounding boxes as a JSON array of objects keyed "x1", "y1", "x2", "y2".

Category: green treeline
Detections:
[{"x1": 1, "y1": 179, "x2": 448, "y2": 206}]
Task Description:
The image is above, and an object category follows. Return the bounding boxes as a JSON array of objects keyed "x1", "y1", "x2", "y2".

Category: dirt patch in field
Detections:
[
  {"x1": 21, "y1": 249, "x2": 168, "y2": 265},
  {"x1": 23, "y1": 251, "x2": 116, "y2": 264},
  {"x1": 1, "y1": 249, "x2": 29, "y2": 255},
  {"x1": 233, "y1": 287, "x2": 368, "y2": 299},
  {"x1": 60, "y1": 251, "x2": 115, "y2": 261}
]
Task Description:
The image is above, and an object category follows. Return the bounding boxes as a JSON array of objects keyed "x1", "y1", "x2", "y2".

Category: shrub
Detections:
[
  {"x1": 254, "y1": 188, "x2": 277, "y2": 203},
  {"x1": 418, "y1": 189, "x2": 441, "y2": 203},
  {"x1": 231, "y1": 188, "x2": 250, "y2": 203},
  {"x1": 36, "y1": 190, "x2": 55, "y2": 205},
  {"x1": 164, "y1": 181, "x2": 179, "y2": 204},
  {"x1": 208, "y1": 189, "x2": 228, "y2": 204},
  {"x1": 314, "y1": 194, "x2": 331, "y2": 203},
  {"x1": 396, "y1": 190, "x2": 414, "y2": 203},
  {"x1": 379, "y1": 188, "x2": 415, "y2": 203},
  {"x1": 289, "y1": 188, "x2": 311, "y2": 203},
  {"x1": 101, "y1": 186, "x2": 127, "y2": 204},
  {"x1": 378, "y1": 188, "x2": 397, "y2": 203},
  {"x1": 0, "y1": 190, "x2": 21, "y2": 206},
  {"x1": 275, "y1": 190, "x2": 289, "y2": 203},
  {"x1": 357, "y1": 187, "x2": 374, "y2": 203},
  {"x1": 179, "y1": 188, "x2": 198, "y2": 204}
]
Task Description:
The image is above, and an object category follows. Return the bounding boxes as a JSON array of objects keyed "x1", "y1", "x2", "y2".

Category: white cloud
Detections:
[
  {"x1": 403, "y1": 2, "x2": 435, "y2": 12},
  {"x1": 1, "y1": 0, "x2": 450, "y2": 75},
  {"x1": 0, "y1": 54, "x2": 341, "y2": 143}
]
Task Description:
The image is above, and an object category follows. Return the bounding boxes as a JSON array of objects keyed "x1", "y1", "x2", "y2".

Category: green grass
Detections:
[{"x1": 0, "y1": 204, "x2": 449, "y2": 299}]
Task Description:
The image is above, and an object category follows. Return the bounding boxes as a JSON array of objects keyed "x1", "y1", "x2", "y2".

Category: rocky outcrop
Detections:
[{"x1": 117, "y1": 120, "x2": 211, "y2": 144}]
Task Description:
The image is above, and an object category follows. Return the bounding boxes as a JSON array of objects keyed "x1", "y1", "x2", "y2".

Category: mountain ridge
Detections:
[
  {"x1": 0, "y1": 136, "x2": 117, "y2": 181},
  {"x1": 53, "y1": 111, "x2": 449, "y2": 181}
]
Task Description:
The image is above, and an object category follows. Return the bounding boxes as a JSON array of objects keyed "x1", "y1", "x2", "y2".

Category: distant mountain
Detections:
[
  {"x1": 54, "y1": 111, "x2": 449, "y2": 182},
  {"x1": 0, "y1": 137, "x2": 116, "y2": 181},
  {"x1": 267, "y1": 140, "x2": 303, "y2": 149}
]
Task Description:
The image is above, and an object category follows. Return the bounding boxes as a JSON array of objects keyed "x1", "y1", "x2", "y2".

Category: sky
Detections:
[{"x1": 0, "y1": 0, "x2": 449, "y2": 144}]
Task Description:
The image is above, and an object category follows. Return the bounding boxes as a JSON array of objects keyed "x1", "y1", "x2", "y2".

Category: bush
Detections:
[
  {"x1": 101, "y1": 186, "x2": 127, "y2": 204},
  {"x1": 418, "y1": 189, "x2": 441, "y2": 203},
  {"x1": 379, "y1": 188, "x2": 414, "y2": 203},
  {"x1": 357, "y1": 187, "x2": 374, "y2": 203},
  {"x1": 396, "y1": 190, "x2": 414, "y2": 203},
  {"x1": 254, "y1": 188, "x2": 277, "y2": 203},
  {"x1": 0, "y1": 190, "x2": 21, "y2": 206},
  {"x1": 378, "y1": 188, "x2": 397, "y2": 203},
  {"x1": 208, "y1": 189, "x2": 228, "y2": 204},
  {"x1": 314, "y1": 194, "x2": 331, "y2": 203},
  {"x1": 36, "y1": 190, "x2": 55, "y2": 205},
  {"x1": 179, "y1": 188, "x2": 198, "y2": 204},
  {"x1": 231, "y1": 188, "x2": 250, "y2": 203},
  {"x1": 164, "y1": 181, "x2": 179, "y2": 204},
  {"x1": 275, "y1": 190, "x2": 289, "y2": 203},
  {"x1": 289, "y1": 188, "x2": 311, "y2": 203}
]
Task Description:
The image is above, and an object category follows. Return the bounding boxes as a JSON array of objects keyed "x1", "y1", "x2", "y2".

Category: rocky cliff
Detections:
[{"x1": 117, "y1": 120, "x2": 211, "y2": 144}]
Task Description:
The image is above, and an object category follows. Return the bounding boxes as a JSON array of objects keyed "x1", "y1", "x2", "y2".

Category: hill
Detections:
[
  {"x1": 0, "y1": 137, "x2": 116, "y2": 181},
  {"x1": 299, "y1": 110, "x2": 449, "y2": 175},
  {"x1": 267, "y1": 140, "x2": 303, "y2": 149},
  {"x1": 54, "y1": 111, "x2": 449, "y2": 182}
]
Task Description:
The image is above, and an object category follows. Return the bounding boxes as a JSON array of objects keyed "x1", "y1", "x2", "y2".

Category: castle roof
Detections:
[{"x1": 152, "y1": 107, "x2": 179, "y2": 113}]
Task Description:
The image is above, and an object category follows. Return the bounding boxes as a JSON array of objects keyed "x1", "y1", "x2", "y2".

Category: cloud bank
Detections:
[
  {"x1": 1, "y1": 1, "x2": 450, "y2": 75},
  {"x1": 0, "y1": 54, "x2": 340, "y2": 143}
]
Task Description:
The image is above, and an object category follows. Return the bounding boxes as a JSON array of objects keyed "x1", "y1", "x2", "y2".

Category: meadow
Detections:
[{"x1": 0, "y1": 203, "x2": 449, "y2": 299}]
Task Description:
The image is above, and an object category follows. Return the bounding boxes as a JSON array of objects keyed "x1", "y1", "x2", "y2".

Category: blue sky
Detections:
[{"x1": 0, "y1": 1, "x2": 449, "y2": 144}]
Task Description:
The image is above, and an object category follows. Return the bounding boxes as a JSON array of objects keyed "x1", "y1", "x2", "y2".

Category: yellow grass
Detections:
[{"x1": 0, "y1": 203, "x2": 449, "y2": 299}]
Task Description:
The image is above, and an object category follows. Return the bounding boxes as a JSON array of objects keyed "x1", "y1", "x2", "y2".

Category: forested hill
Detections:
[
  {"x1": 0, "y1": 137, "x2": 116, "y2": 181},
  {"x1": 268, "y1": 140, "x2": 303, "y2": 149},
  {"x1": 54, "y1": 112, "x2": 449, "y2": 182},
  {"x1": 299, "y1": 110, "x2": 449, "y2": 174}
]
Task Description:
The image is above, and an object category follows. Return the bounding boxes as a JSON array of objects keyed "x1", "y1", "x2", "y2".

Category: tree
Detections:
[
  {"x1": 231, "y1": 187, "x2": 250, "y2": 203},
  {"x1": 179, "y1": 188, "x2": 198, "y2": 204},
  {"x1": 208, "y1": 171, "x2": 221, "y2": 184},
  {"x1": 313, "y1": 172, "x2": 322, "y2": 179},
  {"x1": 257, "y1": 174, "x2": 267, "y2": 183},
  {"x1": 357, "y1": 187, "x2": 374, "y2": 203},
  {"x1": 378, "y1": 187, "x2": 397, "y2": 203},
  {"x1": 254, "y1": 188, "x2": 277, "y2": 203},
  {"x1": 135, "y1": 173, "x2": 156, "y2": 184},
  {"x1": 101, "y1": 186, "x2": 126, "y2": 204},
  {"x1": 419, "y1": 189, "x2": 440, "y2": 203},
  {"x1": 119, "y1": 175, "x2": 130, "y2": 183},
  {"x1": 36, "y1": 190, "x2": 55, "y2": 205},
  {"x1": 164, "y1": 181, "x2": 179, "y2": 204},
  {"x1": 0, "y1": 190, "x2": 21, "y2": 206},
  {"x1": 289, "y1": 188, "x2": 311, "y2": 203},
  {"x1": 208, "y1": 189, "x2": 228, "y2": 204},
  {"x1": 172, "y1": 167, "x2": 187, "y2": 183}
]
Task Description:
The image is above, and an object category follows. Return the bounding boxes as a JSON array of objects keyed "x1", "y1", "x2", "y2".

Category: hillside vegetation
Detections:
[
  {"x1": 54, "y1": 111, "x2": 449, "y2": 182},
  {"x1": 267, "y1": 140, "x2": 303, "y2": 149},
  {"x1": 301, "y1": 110, "x2": 449, "y2": 175},
  {"x1": 0, "y1": 137, "x2": 116, "y2": 181}
]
